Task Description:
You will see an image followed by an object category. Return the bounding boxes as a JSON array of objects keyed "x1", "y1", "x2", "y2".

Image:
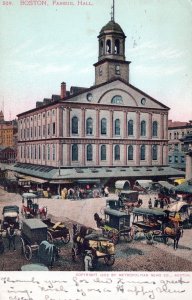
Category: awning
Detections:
[
  {"x1": 158, "y1": 181, "x2": 175, "y2": 190},
  {"x1": 50, "y1": 180, "x2": 73, "y2": 184},
  {"x1": 173, "y1": 180, "x2": 192, "y2": 194},
  {"x1": 20, "y1": 176, "x2": 48, "y2": 184},
  {"x1": 115, "y1": 180, "x2": 130, "y2": 190}
]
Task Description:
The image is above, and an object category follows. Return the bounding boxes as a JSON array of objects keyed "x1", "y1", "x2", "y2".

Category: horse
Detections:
[
  {"x1": 94, "y1": 213, "x2": 105, "y2": 228},
  {"x1": 162, "y1": 221, "x2": 182, "y2": 250}
]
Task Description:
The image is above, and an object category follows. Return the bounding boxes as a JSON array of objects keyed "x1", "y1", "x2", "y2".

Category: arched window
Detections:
[
  {"x1": 111, "y1": 95, "x2": 123, "y2": 104},
  {"x1": 114, "y1": 145, "x2": 120, "y2": 160},
  {"x1": 128, "y1": 145, "x2": 133, "y2": 160},
  {"x1": 72, "y1": 116, "x2": 78, "y2": 134},
  {"x1": 101, "y1": 118, "x2": 107, "y2": 135},
  {"x1": 115, "y1": 39, "x2": 120, "y2": 54},
  {"x1": 106, "y1": 39, "x2": 111, "y2": 54},
  {"x1": 72, "y1": 144, "x2": 78, "y2": 161},
  {"x1": 87, "y1": 144, "x2": 92, "y2": 161},
  {"x1": 86, "y1": 117, "x2": 93, "y2": 135},
  {"x1": 152, "y1": 121, "x2": 158, "y2": 137},
  {"x1": 101, "y1": 145, "x2": 106, "y2": 161},
  {"x1": 141, "y1": 120, "x2": 146, "y2": 136},
  {"x1": 115, "y1": 119, "x2": 120, "y2": 135},
  {"x1": 100, "y1": 40, "x2": 104, "y2": 55},
  {"x1": 140, "y1": 145, "x2": 145, "y2": 160},
  {"x1": 152, "y1": 145, "x2": 158, "y2": 160},
  {"x1": 128, "y1": 120, "x2": 134, "y2": 136}
]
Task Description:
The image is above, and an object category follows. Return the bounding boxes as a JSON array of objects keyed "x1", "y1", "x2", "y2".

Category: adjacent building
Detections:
[{"x1": 168, "y1": 120, "x2": 192, "y2": 170}]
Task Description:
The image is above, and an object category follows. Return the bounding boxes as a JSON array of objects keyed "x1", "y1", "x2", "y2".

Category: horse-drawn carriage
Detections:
[
  {"x1": 94, "y1": 208, "x2": 132, "y2": 244},
  {"x1": 21, "y1": 193, "x2": 47, "y2": 219},
  {"x1": 1, "y1": 205, "x2": 20, "y2": 230},
  {"x1": 72, "y1": 224, "x2": 115, "y2": 271},
  {"x1": 43, "y1": 219, "x2": 70, "y2": 244},
  {"x1": 20, "y1": 219, "x2": 59, "y2": 266},
  {"x1": 131, "y1": 207, "x2": 183, "y2": 249}
]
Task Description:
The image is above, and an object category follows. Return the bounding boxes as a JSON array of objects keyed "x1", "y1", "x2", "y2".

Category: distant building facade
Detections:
[
  {"x1": 0, "y1": 111, "x2": 18, "y2": 148},
  {"x1": 168, "y1": 120, "x2": 192, "y2": 170}
]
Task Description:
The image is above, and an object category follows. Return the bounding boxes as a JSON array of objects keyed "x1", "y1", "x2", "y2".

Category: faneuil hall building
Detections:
[{"x1": 13, "y1": 6, "x2": 184, "y2": 188}]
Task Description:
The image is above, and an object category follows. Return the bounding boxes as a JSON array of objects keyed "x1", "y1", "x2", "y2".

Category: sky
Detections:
[{"x1": 0, "y1": 0, "x2": 192, "y2": 121}]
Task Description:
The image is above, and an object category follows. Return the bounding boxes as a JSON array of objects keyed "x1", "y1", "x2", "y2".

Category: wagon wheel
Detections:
[
  {"x1": 100, "y1": 206, "x2": 106, "y2": 215},
  {"x1": 72, "y1": 247, "x2": 78, "y2": 261},
  {"x1": 108, "y1": 230, "x2": 119, "y2": 245},
  {"x1": 20, "y1": 237, "x2": 25, "y2": 254},
  {"x1": 47, "y1": 231, "x2": 53, "y2": 244},
  {"x1": 61, "y1": 233, "x2": 70, "y2": 244},
  {"x1": 24, "y1": 245, "x2": 32, "y2": 261},
  {"x1": 144, "y1": 231, "x2": 154, "y2": 244},
  {"x1": 104, "y1": 254, "x2": 115, "y2": 266},
  {"x1": 123, "y1": 232, "x2": 133, "y2": 243}
]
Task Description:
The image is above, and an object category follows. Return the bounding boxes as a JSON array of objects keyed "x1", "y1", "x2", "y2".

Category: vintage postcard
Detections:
[{"x1": 0, "y1": 0, "x2": 192, "y2": 299}]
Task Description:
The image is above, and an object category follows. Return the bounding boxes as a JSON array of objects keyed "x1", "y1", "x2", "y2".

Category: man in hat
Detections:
[{"x1": 6, "y1": 224, "x2": 16, "y2": 251}]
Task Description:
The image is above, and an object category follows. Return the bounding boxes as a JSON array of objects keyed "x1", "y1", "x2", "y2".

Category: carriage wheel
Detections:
[
  {"x1": 20, "y1": 237, "x2": 25, "y2": 254},
  {"x1": 24, "y1": 245, "x2": 32, "y2": 261},
  {"x1": 108, "y1": 230, "x2": 119, "y2": 245},
  {"x1": 47, "y1": 232, "x2": 53, "y2": 244},
  {"x1": 123, "y1": 232, "x2": 133, "y2": 243},
  {"x1": 100, "y1": 207, "x2": 106, "y2": 215},
  {"x1": 104, "y1": 254, "x2": 115, "y2": 266},
  {"x1": 61, "y1": 233, "x2": 70, "y2": 244},
  {"x1": 72, "y1": 247, "x2": 78, "y2": 261}
]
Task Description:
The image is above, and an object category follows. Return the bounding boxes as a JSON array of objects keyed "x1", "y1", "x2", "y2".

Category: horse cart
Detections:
[
  {"x1": 21, "y1": 193, "x2": 47, "y2": 219},
  {"x1": 43, "y1": 219, "x2": 70, "y2": 244},
  {"x1": 20, "y1": 219, "x2": 59, "y2": 266},
  {"x1": 94, "y1": 208, "x2": 132, "y2": 244},
  {"x1": 1, "y1": 205, "x2": 20, "y2": 230},
  {"x1": 72, "y1": 224, "x2": 115, "y2": 271},
  {"x1": 131, "y1": 207, "x2": 183, "y2": 249}
]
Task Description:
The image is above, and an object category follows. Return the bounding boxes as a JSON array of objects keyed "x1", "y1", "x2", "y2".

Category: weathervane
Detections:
[{"x1": 111, "y1": 0, "x2": 115, "y2": 21}]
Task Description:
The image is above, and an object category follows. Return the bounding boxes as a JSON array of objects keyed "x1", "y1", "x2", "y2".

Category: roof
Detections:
[
  {"x1": 104, "y1": 208, "x2": 129, "y2": 217},
  {"x1": 167, "y1": 201, "x2": 189, "y2": 212},
  {"x1": 10, "y1": 164, "x2": 185, "y2": 181},
  {"x1": 99, "y1": 20, "x2": 125, "y2": 36},
  {"x1": 158, "y1": 181, "x2": 175, "y2": 190},
  {"x1": 133, "y1": 207, "x2": 166, "y2": 217},
  {"x1": 173, "y1": 180, "x2": 192, "y2": 194},
  {"x1": 22, "y1": 219, "x2": 47, "y2": 230}
]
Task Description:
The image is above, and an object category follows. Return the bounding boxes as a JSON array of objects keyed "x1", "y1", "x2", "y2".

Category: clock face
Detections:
[
  {"x1": 141, "y1": 97, "x2": 146, "y2": 105},
  {"x1": 87, "y1": 93, "x2": 93, "y2": 102}
]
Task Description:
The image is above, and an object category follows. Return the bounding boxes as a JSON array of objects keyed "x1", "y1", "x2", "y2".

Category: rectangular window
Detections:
[
  {"x1": 52, "y1": 122, "x2": 56, "y2": 135},
  {"x1": 174, "y1": 156, "x2": 178, "y2": 163},
  {"x1": 181, "y1": 156, "x2": 185, "y2": 163},
  {"x1": 48, "y1": 124, "x2": 50, "y2": 136},
  {"x1": 43, "y1": 125, "x2": 46, "y2": 137},
  {"x1": 38, "y1": 126, "x2": 41, "y2": 137},
  {"x1": 168, "y1": 156, "x2": 172, "y2": 163}
]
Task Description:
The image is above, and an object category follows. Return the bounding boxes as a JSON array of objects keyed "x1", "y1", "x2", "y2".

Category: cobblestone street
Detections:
[{"x1": 1, "y1": 187, "x2": 192, "y2": 271}]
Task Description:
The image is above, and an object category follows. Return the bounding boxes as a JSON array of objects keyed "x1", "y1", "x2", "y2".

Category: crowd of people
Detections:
[{"x1": 148, "y1": 197, "x2": 169, "y2": 209}]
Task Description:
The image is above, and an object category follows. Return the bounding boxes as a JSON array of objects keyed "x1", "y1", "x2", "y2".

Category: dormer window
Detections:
[{"x1": 111, "y1": 95, "x2": 123, "y2": 104}]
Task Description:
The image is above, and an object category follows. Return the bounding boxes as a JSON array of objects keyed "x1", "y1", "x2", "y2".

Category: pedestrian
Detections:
[
  {"x1": 101, "y1": 186, "x2": 105, "y2": 197},
  {"x1": 104, "y1": 186, "x2": 109, "y2": 197},
  {"x1": 154, "y1": 197, "x2": 158, "y2": 208},
  {"x1": 148, "y1": 198, "x2": 152, "y2": 209},
  {"x1": 160, "y1": 198, "x2": 164, "y2": 209},
  {"x1": 6, "y1": 224, "x2": 16, "y2": 251}
]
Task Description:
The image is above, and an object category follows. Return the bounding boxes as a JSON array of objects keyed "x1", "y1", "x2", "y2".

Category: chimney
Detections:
[{"x1": 61, "y1": 82, "x2": 66, "y2": 99}]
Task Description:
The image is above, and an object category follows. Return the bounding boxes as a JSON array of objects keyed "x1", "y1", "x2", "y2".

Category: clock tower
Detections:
[{"x1": 94, "y1": 1, "x2": 131, "y2": 85}]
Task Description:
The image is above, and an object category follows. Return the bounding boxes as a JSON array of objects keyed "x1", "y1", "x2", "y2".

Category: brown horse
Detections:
[{"x1": 162, "y1": 221, "x2": 182, "y2": 250}]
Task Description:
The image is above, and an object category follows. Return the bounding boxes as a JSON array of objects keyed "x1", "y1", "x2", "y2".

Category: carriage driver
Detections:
[{"x1": 6, "y1": 223, "x2": 16, "y2": 251}]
